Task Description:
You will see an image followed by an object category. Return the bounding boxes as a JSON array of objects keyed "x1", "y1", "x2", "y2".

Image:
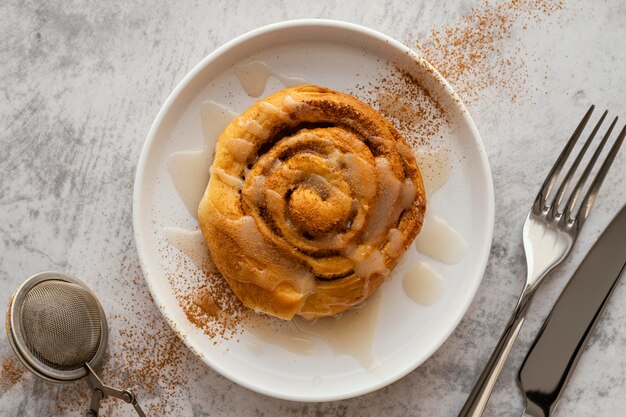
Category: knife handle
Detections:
[{"x1": 457, "y1": 290, "x2": 534, "y2": 417}]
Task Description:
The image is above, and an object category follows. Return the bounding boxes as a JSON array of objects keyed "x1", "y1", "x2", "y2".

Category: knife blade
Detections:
[{"x1": 518, "y1": 204, "x2": 626, "y2": 417}]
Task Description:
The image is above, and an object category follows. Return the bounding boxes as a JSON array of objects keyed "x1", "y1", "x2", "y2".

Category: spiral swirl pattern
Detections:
[{"x1": 198, "y1": 85, "x2": 425, "y2": 319}]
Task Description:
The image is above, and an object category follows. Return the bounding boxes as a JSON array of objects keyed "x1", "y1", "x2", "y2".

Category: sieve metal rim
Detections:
[{"x1": 6, "y1": 271, "x2": 109, "y2": 383}]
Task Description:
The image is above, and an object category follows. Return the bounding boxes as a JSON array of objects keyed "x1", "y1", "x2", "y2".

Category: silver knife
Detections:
[{"x1": 518, "y1": 204, "x2": 626, "y2": 417}]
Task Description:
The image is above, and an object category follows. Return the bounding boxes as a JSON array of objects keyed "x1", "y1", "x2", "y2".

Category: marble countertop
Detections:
[{"x1": 1, "y1": 1, "x2": 624, "y2": 416}]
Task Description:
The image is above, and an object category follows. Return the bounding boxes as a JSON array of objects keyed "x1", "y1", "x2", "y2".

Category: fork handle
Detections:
[{"x1": 457, "y1": 291, "x2": 534, "y2": 417}]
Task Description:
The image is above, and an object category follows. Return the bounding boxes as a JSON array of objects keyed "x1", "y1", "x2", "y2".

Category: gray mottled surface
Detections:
[{"x1": 1, "y1": 0, "x2": 625, "y2": 416}]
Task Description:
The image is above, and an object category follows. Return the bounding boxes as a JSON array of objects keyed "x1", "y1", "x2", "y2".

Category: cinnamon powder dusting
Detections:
[
  {"x1": 375, "y1": 69, "x2": 448, "y2": 147},
  {"x1": 415, "y1": 0, "x2": 565, "y2": 103},
  {"x1": 0, "y1": 357, "x2": 25, "y2": 391},
  {"x1": 351, "y1": 67, "x2": 449, "y2": 149},
  {"x1": 163, "y1": 244, "x2": 252, "y2": 342}
]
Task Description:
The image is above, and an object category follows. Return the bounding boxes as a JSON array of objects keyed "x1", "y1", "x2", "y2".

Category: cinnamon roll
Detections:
[{"x1": 198, "y1": 85, "x2": 425, "y2": 320}]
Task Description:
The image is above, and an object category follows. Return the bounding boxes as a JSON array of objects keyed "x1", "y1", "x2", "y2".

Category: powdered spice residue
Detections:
[
  {"x1": 376, "y1": 69, "x2": 449, "y2": 147},
  {"x1": 415, "y1": 0, "x2": 565, "y2": 103},
  {"x1": 163, "y1": 242, "x2": 253, "y2": 342},
  {"x1": 100, "y1": 271, "x2": 199, "y2": 416},
  {"x1": 0, "y1": 356, "x2": 25, "y2": 391},
  {"x1": 351, "y1": 66, "x2": 450, "y2": 149}
]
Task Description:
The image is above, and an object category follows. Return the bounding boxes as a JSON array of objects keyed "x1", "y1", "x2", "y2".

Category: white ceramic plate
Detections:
[{"x1": 133, "y1": 20, "x2": 494, "y2": 402}]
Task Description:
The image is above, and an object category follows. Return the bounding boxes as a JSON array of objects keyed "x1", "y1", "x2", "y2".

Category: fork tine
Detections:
[
  {"x1": 573, "y1": 122, "x2": 626, "y2": 228},
  {"x1": 550, "y1": 110, "x2": 607, "y2": 214},
  {"x1": 535, "y1": 105, "x2": 595, "y2": 211},
  {"x1": 564, "y1": 116, "x2": 617, "y2": 220}
]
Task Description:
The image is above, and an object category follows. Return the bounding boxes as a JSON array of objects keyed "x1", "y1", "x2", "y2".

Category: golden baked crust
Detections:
[{"x1": 198, "y1": 85, "x2": 426, "y2": 319}]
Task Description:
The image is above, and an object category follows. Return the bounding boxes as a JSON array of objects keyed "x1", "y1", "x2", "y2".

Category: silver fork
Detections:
[{"x1": 458, "y1": 105, "x2": 626, "y2": 417}]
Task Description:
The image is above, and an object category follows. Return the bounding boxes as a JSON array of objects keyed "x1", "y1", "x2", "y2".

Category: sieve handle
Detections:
[{"x1": 84, "y1": 364, "x2": 147, "y2": 417}]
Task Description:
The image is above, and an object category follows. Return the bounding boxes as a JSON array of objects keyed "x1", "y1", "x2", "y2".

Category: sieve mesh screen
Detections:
[{"x1": 19, "y1": 280, "x2": 102, "y2": 370}]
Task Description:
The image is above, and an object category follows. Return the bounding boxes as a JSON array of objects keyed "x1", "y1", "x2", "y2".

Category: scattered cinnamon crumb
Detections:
[
  {"x1": 414, "y1": 0, "x2": 565, "y2": 103},
  {"x1": 54, "y1": 382, "x2": 90, "y2": 414},
  {"x1": 99, "y1": 266, "x2": 197, "y2": 416},
  {"x1": 0, "y1": 357, "x2": 25, "y2": 391},
  {"x1": 162, "y1": 241, "x2": 253, "y2": 342},
  {"x1": 350, "y1": 65, "x2": 450, "y2": 149},
  {"x1": 376, "y1": 68, "x2": 448, "y2": 147}
]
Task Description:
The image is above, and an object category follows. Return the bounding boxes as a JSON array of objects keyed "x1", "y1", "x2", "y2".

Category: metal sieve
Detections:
[{"x1": 6, "y1": 271, "x2": 146, "y2": 417}]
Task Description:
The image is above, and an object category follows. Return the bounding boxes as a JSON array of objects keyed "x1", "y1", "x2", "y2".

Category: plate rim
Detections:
[{"x1": 132, "y1": 18, "x2": 495, "y2": 402}]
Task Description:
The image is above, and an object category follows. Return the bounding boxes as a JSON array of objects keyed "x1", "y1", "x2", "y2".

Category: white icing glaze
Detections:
[
  {"x1": 394, "y1": 140, "x2": 415, "y2": 162},
  {"x1": 225, "y1": 216, "x2": 267, "y2": 255},
  {"x1": 303, "y1": 173, "x2": 332, "y2": 196},
  {"x1": 294, "y1": 291, "x2": 383, "y2": 370},
  {"x1": 403, "y1": 262, "x2": 444, "y2": 306},
  {"x1": 313, "y1": 233, "x2": 344, "y2": 248},
  {"x1": 243, "y1": 174, "x2": 267, "y2": 205},
  {"x1": 270, "y1": 158, "x2": 282, "y2": 171},
  {"x1": 283, "y1": 95, "x2": 300, "y2": 112},
  {"x1": 326, "y1": 148, "x2": 343, "y2": 166},
  {"x1": 350, "y1": 208, "x2": 367, "y2": 230},
  {"x1": 162, "y1": 227, "x2": 218, "y2": 275},
  {"x1": 356, "y1": 251, "x2": 387, "y2": 279},
  {"x1": 341, "y1": 153, "x2": 377, "y2": 199},
  {"x1": 356, "y1": 276, "x2": 371, "y2": 305},
  {"x1": 385, "y1": 228, "x2": 404, "y2": 257},
  {"x1": 401, "y1": 179, "x2": 416, "y2": 208},
  {"x1": 415, "y1": 214, "x2": 467, "y2": 265},
  {"x1": 239, "y1": 118, "x2": 269, "y2": 139},
  {"x1": 345, "y1": 245, "x2": 388, "y2": 278},
  {"x1": 167, "y1": 100, "x2": 238, "y2": 219},
  {"x1": 258, "y1": 101, "x2": 289, "y2": 120},
  {"x1": 363, "y1": 158, "x2": 402, "y2": 243},
  {"x1": 167, "y1": 149, "x2": 211, "y2": 219},
  {"x1": 248, "y1": 264, "x2": 314, "y2": 295},
  {"x1": 367, "y1": 135, "x2": 385, "y2": 146},
  {"x1": 201, "y1": 100, "x2": 239, "y2": 139},
  {"x1": 243, "y1": 315, "x2": 314, "y2": 355},
  {"x1": 232, "y1": 60, "x2": 307, "y2": 97},
  {"x1": 210, "y1": 166, "x2": 244, "y2": 189},
  {"x1": 293, "y1": 269, "x2": 318, "y2": 297},
  {"x1": 223, "y1": 137, "x2": 255, "y2": 163}
]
